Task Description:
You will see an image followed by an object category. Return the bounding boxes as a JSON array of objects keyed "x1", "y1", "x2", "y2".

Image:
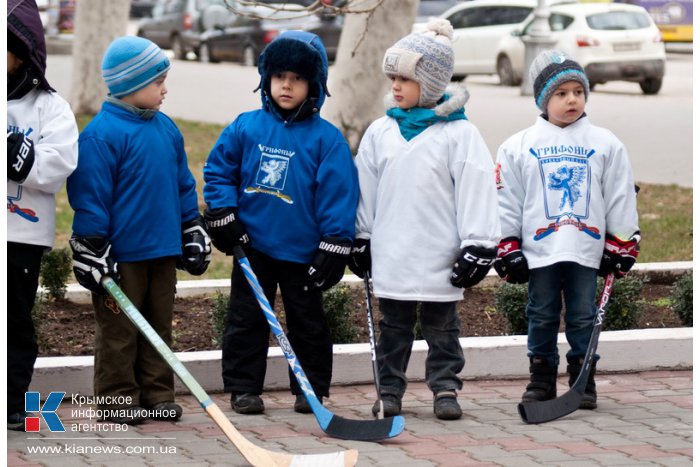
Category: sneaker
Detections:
[
  {"x1": 231, "y1": 393, "x2": 264, "y2": 415},
  {"x1": 7, "y1": 411, "x2": 32, "y2": 431},
  {"x1": 148, "y1": 401, "x2": 183, "y2": 421},
  {"x1": 433, "y1": 390, "x2": 462, "y2": 420},
  {"x1": 371, "y1": 394, "x2": 401, "y2": 417},
  {"x1": 293, "y1": 394, "x2": 322, "y2": 414},
  {"x1": 102, "y1": 406, "x2": 148, "y2": 425}
]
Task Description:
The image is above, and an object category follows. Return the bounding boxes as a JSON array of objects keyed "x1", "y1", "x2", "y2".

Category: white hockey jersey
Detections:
[
  {"x1": 7, "y1": 88, "x2": 79, "y2": 248},
  {"x1": 355, "y1": 99, "x2": 501, "y2": 302},
  {"x1": 496, "y1": 115, "x2": 639, "y2": 270}
]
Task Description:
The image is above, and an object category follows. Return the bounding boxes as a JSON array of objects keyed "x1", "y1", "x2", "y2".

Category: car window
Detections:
[
  {"x1": 586, "y1": 11, "x2": 651, "y2": 30},
  {"x1": 494, "y1": 6, "x2": 532, "y2": 25},
  {"x1": 164, "y1": 0, "x2": 184, "y2": 14},
  {"x1": 549, "y1": 13, "x2": 574, "y2": 31}
]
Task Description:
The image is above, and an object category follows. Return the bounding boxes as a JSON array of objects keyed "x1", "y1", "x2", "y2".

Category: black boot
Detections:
[
  {"x1": 567, "y1": 356, "x2": 597, "y2": 409},
  {"x1": 521, "y1": 357, "x2": 558, "y2": 403}
]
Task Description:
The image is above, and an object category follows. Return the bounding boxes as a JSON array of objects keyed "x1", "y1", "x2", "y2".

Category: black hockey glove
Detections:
[
  {"x1": 348, "y1": 238, "x2": 371, "y2": 278},
  {"x1": 450, "y1": 245, "x2": 496, "y2": 288},
  {"x1": 598, "y1": 233, "x2": 640, "y2": 278},
  {"x1": 308, "y1": 237, "x2": 352, "y2": 291},
  {"x1": 494, "y1": 237, "x2": 529, "y2": 284},
  {"x1": 7, "y1": 131, "x2": 35, "y2": 183},
  {"x1": 177, "y1": 216, "x2": 212, "y2": 276},
  {"x1": 69, "y1": 235, "x2": 119, "y2": 294},
  {"x1": 203, "y1": 207, "x2": 249, "y2": 255}
]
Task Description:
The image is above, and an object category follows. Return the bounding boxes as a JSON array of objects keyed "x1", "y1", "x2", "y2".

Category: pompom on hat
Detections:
[
  {"x1": 529, "y1": 49, "x2": 590, "y2": 112},
  {"x1": 101, "y1": 36, "x2": 170, "y2": 98},
  {"x1": 383, "y1": 19, "x2": 455, "y2": 108}
]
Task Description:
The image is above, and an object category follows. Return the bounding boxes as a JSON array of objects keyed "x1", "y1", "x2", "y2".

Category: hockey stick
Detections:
[
  {"x1": 233, "y1": 246, "x2": 405, "y2": 441},
  {"x1": 518, "y1": 273, "x2": 615, "y2": 424},
  {"x1": 363, "y1": 273, "x2": 384, "y2": 419},
  {"x1": 101, "y1": 277, "x2": 358, "y2": 467}
]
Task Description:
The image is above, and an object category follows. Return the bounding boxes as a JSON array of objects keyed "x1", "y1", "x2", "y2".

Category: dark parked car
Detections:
[
  {"x1": 198, "y1": 8, "x2": 343, "y2": 65},
  {"x1": 136, "y1": 0, "x2": 224, "y2": 59}
]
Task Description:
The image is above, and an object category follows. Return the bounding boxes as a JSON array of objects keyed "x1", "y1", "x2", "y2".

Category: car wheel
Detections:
[
  {"x1": 451, "y1": 74, "x2": 466, "y2": 82},
  {"x1": 640, "y1": 77, "x2": 662, "y2": 95},
  {"x1": 497, "y1": 56, "x2": 516, "y2": 86},
  {"x1": 243, "y1": 46, "x2": 257, "y2": 67},
  {"x1": 171, "y1": 34, "x2": 186, "y2": 60},
  {"x1": 589, "y1": 82, "x2": 596, "y2": 91}
]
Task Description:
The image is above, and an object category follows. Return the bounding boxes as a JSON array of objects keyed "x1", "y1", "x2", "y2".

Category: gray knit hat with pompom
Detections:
[{"x1": 383, "y1": 19, "x2": 454, "y2": 108}]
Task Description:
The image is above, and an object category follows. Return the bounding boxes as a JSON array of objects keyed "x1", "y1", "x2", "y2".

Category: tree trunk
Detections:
[
  {"x1": 323, "y1": 0, "x2": 419, "y2": 152},
  {"x1": 70, "y1": 0, "x2": 130, "y2": 115}
]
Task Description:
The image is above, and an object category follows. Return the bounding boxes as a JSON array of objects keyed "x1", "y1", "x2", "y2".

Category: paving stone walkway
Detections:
[{"x1": 8, "y1": 370, "x2": 692, "y2": 466}]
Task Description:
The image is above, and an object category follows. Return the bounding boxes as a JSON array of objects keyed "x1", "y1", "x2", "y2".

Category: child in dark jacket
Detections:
[
  {"x1": 67, "y1": 36, "x2": 211, "y2": 425},
  {"x1": 203, "y1": 31, "x2": 359, "y2": 415}
]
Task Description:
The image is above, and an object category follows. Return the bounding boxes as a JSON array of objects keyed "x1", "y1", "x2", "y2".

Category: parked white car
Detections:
[
  {"x1": 414, "y1": 0, "x2": 572, "y2": 80},
  {"x1": 495, "y1": 2, "x2": 666, "y2": 94}
]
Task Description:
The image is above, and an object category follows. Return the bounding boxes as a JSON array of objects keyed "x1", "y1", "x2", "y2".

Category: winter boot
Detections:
[
  {"x1": 371, "y1": 394, "x2": 401, "y2": 417},
  {"x1": 231, "y1": 393, "x2": 265, "y2": 414},
  {"x1": 433, "y1": 390, "x2": 462, "y2": 420},
  {"x1": 567, "y1": 356, "x2": 597, "y2": 410},
  {"x1": 521, "y1": 357, "x2": 558, "y2": 403}
]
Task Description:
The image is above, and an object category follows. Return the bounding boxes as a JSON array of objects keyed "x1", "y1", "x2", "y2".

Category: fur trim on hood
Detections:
[{"x1": 384, "y1": 83, "x2": 469, "y2": 116}]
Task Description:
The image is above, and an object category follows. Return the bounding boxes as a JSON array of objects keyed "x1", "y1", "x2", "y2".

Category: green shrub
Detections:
[
  {"x1": 670, "y1": 273, "x2": 692, "y2": 326},
  {"x1": 599, "y1": 275, "x2": 644, "y2": 331},
  {"x1": 494, "y1": 282, "x2": 529, "y2": 335},
  {"x1": 211, "y1": 292, "x2": 229, "y2": 347},
  {"x1": 39, "y1": 248, "x2": 72, "y2": 301},
  {"x1": 323, "y1": 284, "x2": 361, "y2": 344}
]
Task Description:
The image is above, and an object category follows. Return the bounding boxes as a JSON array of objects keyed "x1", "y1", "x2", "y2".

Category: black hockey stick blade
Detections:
[
  {"x1": 234, "y1": 246, "x2": 405, "y2": 441},
  {"x1": 518, "y1": 274, "x2": 615, "y2": 424}
]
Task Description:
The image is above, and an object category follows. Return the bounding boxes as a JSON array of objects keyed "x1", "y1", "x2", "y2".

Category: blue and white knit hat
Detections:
[
  {"x1": 101, "y1": 36, "x2": 170, "y2": 98},
  {"x1": 383, "y1": 19, "x2": 454, "y2": 108},
  {"x1": 529, "y1": 50, "x2": 590, "y2": 112}
]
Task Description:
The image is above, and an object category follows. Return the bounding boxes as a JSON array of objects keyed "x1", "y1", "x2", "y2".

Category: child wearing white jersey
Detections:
[
  {"x1": 495, "y1": 50, "x2": 640, "y2": 409},
  {"x1": 349, "y1": 19, "x2": 501, "y2": 420}
]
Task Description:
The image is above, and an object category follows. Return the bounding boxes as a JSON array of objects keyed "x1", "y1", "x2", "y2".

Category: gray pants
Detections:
[
  {"x1": 92, "y1": 258, "x2": 177, "y2": 410},
  {"x1": 376, "y1": 299, "x2": 465, "y2": 398}
]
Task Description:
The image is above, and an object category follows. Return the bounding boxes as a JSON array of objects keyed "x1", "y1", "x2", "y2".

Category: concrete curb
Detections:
[
  {"x1": 30, "y1": 327, "x2": 692, "y2": 396},
  {"x1": 31, "y1": 261, "x2": 692, "y2": 396}
]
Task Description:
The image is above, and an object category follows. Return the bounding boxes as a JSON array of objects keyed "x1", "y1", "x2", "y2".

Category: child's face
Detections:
[
  {"x1": 270, "y1": 71, "x2": 309, "y2": 111},
  {"x1": 7, "y1": 51, "x2": 23, "y2": 75},
  {"x1": 121, "y1": 73, "x2": 168, "y2": 110},
  {"x1": 390, "y1": 76, "x2": 420, "y2": 109},
  {"x1": 546, "y1": 81, "x2": 586, "y2": 128}
]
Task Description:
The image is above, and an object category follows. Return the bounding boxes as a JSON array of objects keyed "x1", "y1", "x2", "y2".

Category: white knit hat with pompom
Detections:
[{"x1": 383, "y1": 18, "x2": 455, "y2": 107}]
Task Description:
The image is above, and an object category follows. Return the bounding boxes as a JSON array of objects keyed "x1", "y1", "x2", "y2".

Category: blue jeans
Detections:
[
  {"x1": 526, "y1": 262, "x2": 598, "y2": 367},
  {"x1": 376, "y1": 299, "x2": 464, "y2": 398}
]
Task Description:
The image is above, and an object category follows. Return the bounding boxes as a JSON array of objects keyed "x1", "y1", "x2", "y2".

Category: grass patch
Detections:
[{"x1": 56, "y1": 117, "x2": 692, "y2": 280}]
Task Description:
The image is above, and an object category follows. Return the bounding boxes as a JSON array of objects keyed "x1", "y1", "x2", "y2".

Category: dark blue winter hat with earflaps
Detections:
[{"x1": 255, "y1": 30, "x2": 330, "y2": 108}]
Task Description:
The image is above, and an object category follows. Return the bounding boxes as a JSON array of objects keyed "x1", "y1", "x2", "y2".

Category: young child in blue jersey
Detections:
[
  {"x1": 7, "y1": 0, "x2": 79, "y2": 431},
  {"x1": 67, "y1": 36, "x2": 211, "y2": 425},
  {"x1": 348, "y1": 20, "x2": 501, "y2": 420},
  {"x1": 203, "y1": 31, "x2": 359, "y2": 415},
  {"x1": 495, "y1": 50, "x2": 640, "y2": 409}
]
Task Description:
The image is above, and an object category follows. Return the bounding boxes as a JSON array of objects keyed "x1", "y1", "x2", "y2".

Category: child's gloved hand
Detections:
[
  {"x1": 598, "y1": 233, "x2": 640, "y2": 278},
  {"x1": 69, "y1": 235, "x2": 119, "y2": 294},
  {"x1": 203, "y1": 207, "x2": 249, "y2": 255},
  {"x1": 494, "y1": 237, "x2": 529, "y2": 284},
  {"x1": 7, "y1": 131, "x2": 35, "y2": 183},
  {"x1": 177, "y1": 216, "x2": 212, "y2": 276},
  {"x1": 308, "y1": 237, "x2": 352, "y2": 291},
  {"x1": 348, "y1": 238, "x2": 371, "y2": 278},
  {"x1": 450, "y1": 245, "x2": 496, "y2": 288}
]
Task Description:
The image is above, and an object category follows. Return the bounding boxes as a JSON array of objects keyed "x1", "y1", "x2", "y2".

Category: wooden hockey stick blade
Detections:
[
  {"x1": 518, "y1": 274, "x2": 615, "y2": 424},
  {"x1": 234, "y1": 247, "x2": 405, "y2": 441},
  {"x1": 102, "y1": 277, "x2": 358, "y2": 467}
]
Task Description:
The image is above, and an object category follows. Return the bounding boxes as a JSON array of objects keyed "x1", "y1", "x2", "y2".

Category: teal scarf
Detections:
[{"x1": 387, "y1": 100, "x2": 467, "y2": 141}]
